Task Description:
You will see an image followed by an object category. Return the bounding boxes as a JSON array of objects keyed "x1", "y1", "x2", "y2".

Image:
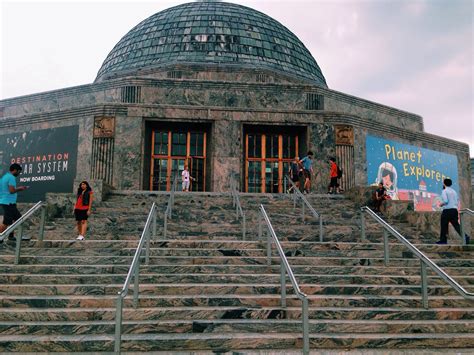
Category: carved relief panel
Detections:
[{"x1": 93, "y1": 117, "x2": 115, "y2": 138}]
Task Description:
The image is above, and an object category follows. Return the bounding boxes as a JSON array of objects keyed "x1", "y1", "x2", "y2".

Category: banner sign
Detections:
[
  {"x1": 366, "y1": 135, "x2": 459, "y2": 211},
  {"x1": 0, "y1": 126, "x2": 79, "y2": 202}
]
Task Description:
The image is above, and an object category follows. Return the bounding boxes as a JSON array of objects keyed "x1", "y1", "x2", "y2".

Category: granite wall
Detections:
[{"x1": 0, "y1": 69, "x2": 470, "y2": 198}]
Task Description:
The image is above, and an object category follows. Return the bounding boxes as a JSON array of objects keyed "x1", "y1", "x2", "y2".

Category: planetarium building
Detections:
[{"x1": 0, "y1": 1, "x2": 471, "y2": 210}]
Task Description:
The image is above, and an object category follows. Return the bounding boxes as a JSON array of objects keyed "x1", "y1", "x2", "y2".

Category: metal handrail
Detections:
[
  {"x1": 0, "y1": 201, "x2": 46, "y2": 264},
  {"x1": 285, "y1": 175, "x2": 323, "y2": 242},
  {"x1": 460, "y1": 208, "x2": 473, "y2": 245},
  {"x1": 163, "y1": 174, "x2": 178, "y2": 239},
  {"x1": 114, "y1": 202, "x2": 158, "y2": 353},
  {"x1": 258, "y1": 204, "x2": 310, "y2": 354},
  {"x1": 230, "y1": 177, "x2": 246, "y2": 239},
  {"x1": 360, "y1": 206, "x2": 474, "y2": 309}
]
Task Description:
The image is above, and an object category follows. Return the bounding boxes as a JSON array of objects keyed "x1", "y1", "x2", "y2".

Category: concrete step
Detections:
[
  {"x1": 2, "y1": 255, "x2": 472, "y2": 267},
  {"x1": 1, "y1": 305, "x2": 473, "y2": 322},
  {"x1": 0, "y1": 282, "x2": 472, "y2": 297},
  {"x1": 1, "y1": 318, "x2": 473, "y2": 336},
  {"x1": 1, "y1": 294, "x2": 473, "y2": 309},
  {"x1": 2, "y1": 263, "x2": 473, "y2": 276},
  {"x1": 2, "y1": 272, "x2": 472, "y2": 286},
  {"x1": 1, "y1": 331, "x2": 473, "y2": 352},
  {"x1": 17, "y1": 239, "x2": 472, "y2": 255}
]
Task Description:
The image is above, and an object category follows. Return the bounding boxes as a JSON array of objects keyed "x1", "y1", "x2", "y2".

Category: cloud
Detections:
[
  {"x1": 266, "y1": 0, "x2": 473, "y2": 154},
  {"x1": 1, "y1": 0, "x2": 473, "y2": 155}
]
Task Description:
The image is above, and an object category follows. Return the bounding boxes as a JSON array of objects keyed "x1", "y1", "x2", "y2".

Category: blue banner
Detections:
[{"x1": 366, "y1": 135, "x2": 459, "y2": 211}]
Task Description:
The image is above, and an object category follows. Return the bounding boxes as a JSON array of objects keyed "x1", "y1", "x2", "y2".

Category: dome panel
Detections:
[{"x1": 95, "y1": 1, "x2": 327, "y2": 86}]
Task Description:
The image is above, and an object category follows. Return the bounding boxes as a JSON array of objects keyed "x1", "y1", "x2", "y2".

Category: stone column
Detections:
[
  {"x1": 353, "y1": 127, "x2": 367, "y2": 187},
  {"x1": 66, "y1": 116, "x2": 94, "y2": 184},
  {"x1": 211, "y1": 119, "x2": 242, "y2": 192},
  {"x1": 113, "y1": 115, "x2": 143, "y2": 190},
  {"x1": 308, "y1": 123, "x2": 335, "y2": 193}
]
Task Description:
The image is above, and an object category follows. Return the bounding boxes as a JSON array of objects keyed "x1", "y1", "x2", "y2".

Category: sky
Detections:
[{"x1": 1, "y1": 0, "x2": 473, "y2": 156}]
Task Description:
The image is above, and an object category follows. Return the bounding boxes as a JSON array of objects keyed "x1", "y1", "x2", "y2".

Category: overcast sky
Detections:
[{"x1": 1, "y1": 0, "x2": 472, "y2": 156}]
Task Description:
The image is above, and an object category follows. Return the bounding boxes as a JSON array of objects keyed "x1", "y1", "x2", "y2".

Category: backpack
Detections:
[{"x1": 337, "y1": 166, "x2": 343, "y2": 179}]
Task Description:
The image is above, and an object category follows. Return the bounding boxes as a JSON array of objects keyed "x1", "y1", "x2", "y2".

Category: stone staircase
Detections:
[{"x1": 0, "y1": 192, "x2": 473, "y2": 352}]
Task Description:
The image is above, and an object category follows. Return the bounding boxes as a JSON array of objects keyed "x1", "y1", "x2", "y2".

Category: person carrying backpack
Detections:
[{"x1": 328, "y1": 157, "x2": 341, "y2": 194}]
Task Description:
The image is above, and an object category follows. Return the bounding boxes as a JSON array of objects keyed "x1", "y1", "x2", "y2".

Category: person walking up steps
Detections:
[
  {"x1": 436, "y1": 178, "x2": 469, "y2": 245},
  {"x1": 73, "y1": 181, "x2": 93, "y2": 241},
  {"x1": 299, "y1": 151, "x2": 314, "y2": 194},
  {"x1": 288, "y1": 156, "x2": 302, "y2": 193},
  {"x1": 0, "y1": 164, "x2": 29, "y2": 242}
]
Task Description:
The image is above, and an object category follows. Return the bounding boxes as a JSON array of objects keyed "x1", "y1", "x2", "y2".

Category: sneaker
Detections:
[
  {"x1": 435, "y1": 241, "x2": 447, "y2": 245},
  {"x1": 76, "y1": 235, "x2": 85, "y2": 241},
  {"x1": 465, "y1": 235, "x2": 471, "y2": 245}
]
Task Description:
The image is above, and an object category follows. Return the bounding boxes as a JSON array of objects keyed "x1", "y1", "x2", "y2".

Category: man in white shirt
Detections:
[
  {"x1": 181, "y1": 165, "x2": 194, "y2": 192},
  {"x1": 437, "y1": 178, "x2": 464, "y2": 244}
]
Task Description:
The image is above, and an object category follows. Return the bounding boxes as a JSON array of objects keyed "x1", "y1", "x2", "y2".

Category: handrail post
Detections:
[
  {"x1": 145, "y1": 227, "x2": 151, "y2": 265},
  {"x1": 383, "y1": 229, "x2": 390, "y2": 266},
  {"x1": 133, "y1": 261, "x2": 140, "y2": 309},
  {"x1": 152, "y1": 209, "x2": 157, "y2": 239},
  {"x1": 242, "y1": 213, "x2": 246, "y2": 240},
  {"x1": 232, "y1": 181, "x2": 236, "y2": 207},
  {"x1": 302, "y1": 297, "x2": 310, "y2": 355},
  {"x1": 280, "y1": 261, "x2": 286, "y2": 308},
  {"x1": 14, "y1": 225, "x2": 23, "y2": 265},
  {"x1": 420, "y1": 260, "x2": 429, "y2": 309},
  {"x1": 114, "y1": 295, "x2": 123, "y2": 354},
  {"x1": 39, "y1": 205, "x2": 46, "y2": 242},
  {"x1": 319, "y1": 216, "x2": 323, "y2": 242},
  {"x1": 360, "y1": 211, "x2": 366, "y2": 241},
  {"x1": 163, "y1": 213, "x2": 168, "y2": 239},
  {"x1": 301, "y1": 199, "x2": 305, "y2": 222},
  {"x1": 460, "y1": 212, "x2": 465, "y2": 245},
  {"x1": 284, "y1": 177, "x2": 287, "y2": 193},
  {"x1": 267, "y1": 231, "x2": 272, "y2": 266}
]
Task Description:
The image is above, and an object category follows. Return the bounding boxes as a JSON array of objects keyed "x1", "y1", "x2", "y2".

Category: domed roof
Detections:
[{"x1": 95, "y1": 1, "x2": 327, "y2": 86}]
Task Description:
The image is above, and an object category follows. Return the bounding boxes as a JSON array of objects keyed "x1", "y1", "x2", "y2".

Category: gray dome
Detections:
[{"x1": 95, "y1": 1, "x2": 327, "y2": 86}]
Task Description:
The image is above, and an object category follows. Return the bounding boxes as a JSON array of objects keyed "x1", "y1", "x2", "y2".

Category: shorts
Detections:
[
  {"x1": 291, "y1": 175, "x2": 299, "y2": 183},
  {"x1": 1, "y1": 204, "x2": 22, "y2": 225},
  {"x1": 303, "y1": 169, "x2": 311, "y2": 180},
  {"x1": 329, "y1": 177, "x2": 339, "y2": 188},
  {"x1": 74, "y1": 209, "x2": 89, "y2": 221},
  {"x1": 182, "y1": 180, "x2": 190, "y2": 190}
]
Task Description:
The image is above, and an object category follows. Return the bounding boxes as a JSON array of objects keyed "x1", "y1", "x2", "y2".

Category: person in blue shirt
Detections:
[
  {"x1": 436, "y1": 178, "x2": 466, "y2": 244},
  {"x1": 0, "y1": 164, "x2": 29, "y2": 241},
  {"x1": 299, "y1": 151, "x2": 314, "y2": 194}
]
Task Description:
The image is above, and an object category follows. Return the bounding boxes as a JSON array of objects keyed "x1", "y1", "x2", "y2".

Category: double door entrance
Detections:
[
  {"x1": 150, "y1": 130, "x2": 206, "y2": 191},
  {"x1": 148, "y1": 125, "x2": 303, "y2": 193},
  {"x1": 245, "y1": 132, "x2": 299, "y2": 193}
]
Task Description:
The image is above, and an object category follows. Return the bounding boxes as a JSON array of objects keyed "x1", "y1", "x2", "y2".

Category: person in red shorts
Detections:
[
  {"x1": 73, "y1": 181, "x2": 93, "y2": 241},
  {"x1": 328, "y1": 157, "x2": 340, "y2": 194}
]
